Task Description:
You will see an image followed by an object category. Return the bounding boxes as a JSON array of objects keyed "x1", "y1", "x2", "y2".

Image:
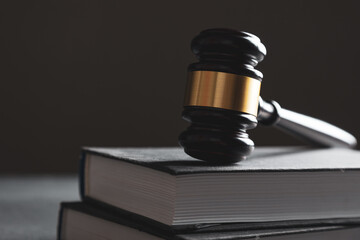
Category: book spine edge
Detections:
[
  {"x1": 57, "y1": 203, "x2": 65, "y2": 240},
  {"x1": 79, "y1": 150, "x2": 87, "y2": 200}
]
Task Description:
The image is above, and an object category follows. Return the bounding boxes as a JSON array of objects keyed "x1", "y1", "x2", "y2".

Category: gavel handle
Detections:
[{"x1": 257, "y1": 97, "x2": 357, "y2": 148}]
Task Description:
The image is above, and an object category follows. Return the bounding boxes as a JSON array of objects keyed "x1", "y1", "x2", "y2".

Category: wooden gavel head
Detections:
[{"x1": 178, "y1": 28, "x2": 267, "y2": 163}]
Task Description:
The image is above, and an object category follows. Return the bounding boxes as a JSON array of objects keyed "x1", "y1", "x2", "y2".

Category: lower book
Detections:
[{"x1": 58, "y1": 202, "x2": 360, "y2": 240}]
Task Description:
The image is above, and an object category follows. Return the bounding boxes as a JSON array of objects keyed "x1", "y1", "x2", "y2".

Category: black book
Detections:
[
  {"x1": 58, "y1": 202, "x2": 360, "y2": 240},
  {"x1": 80, "y1": 147, "x2": 360, "y2": 227}
]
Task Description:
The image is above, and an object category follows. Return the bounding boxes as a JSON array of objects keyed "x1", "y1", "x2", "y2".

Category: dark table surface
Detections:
[{"x1": 0, "y1": 176, "x2": 78, "y2": 240}]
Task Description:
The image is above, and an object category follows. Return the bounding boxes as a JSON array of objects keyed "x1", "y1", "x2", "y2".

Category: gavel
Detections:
[{"x1": 178, "y1": 28, "x2": 357, "y2": 163}]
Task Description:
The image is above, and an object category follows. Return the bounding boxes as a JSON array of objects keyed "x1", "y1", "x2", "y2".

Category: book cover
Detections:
[
  {"x1": 79, "y1": 147, "x2": 360, "y2": 227},
  {"x1": 58, "y1": 202, "x2": 360, "y2": 240}
]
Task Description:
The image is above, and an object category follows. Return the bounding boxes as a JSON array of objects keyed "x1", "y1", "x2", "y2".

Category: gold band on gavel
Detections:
[{"x1": 184, "y1": 71, "x2": 261, "y2": 116}]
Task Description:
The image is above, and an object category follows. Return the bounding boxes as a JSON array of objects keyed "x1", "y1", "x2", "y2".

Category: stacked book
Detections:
[{"x1": 57, "y1": 147, "x2": 360, "y2": 239}]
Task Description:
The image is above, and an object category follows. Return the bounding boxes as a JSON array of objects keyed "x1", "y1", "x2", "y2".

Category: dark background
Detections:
[{"x1": 0, "y1": 0, "x2": 359, "y2": 173}]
